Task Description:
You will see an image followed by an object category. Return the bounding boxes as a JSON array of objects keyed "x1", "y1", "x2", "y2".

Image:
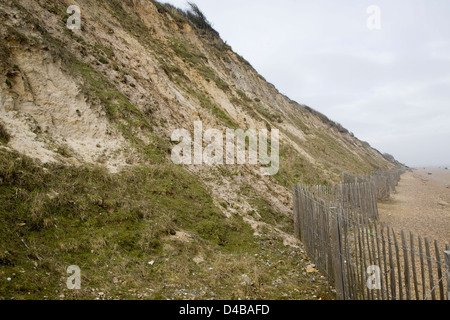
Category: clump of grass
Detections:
[
  {"x1": 185, "y1": 3, "x2": 213, "y2": 30},
  {"x1": 0, "y1": 123, "x2": 10, "y2": 144},
  {"x1": 191, "y1": 90, "x2": 238, "y2": 128},
  {"x1": 56, "y1": 144, "x2": 75, "y2": 158},
  {"x1": 253, "y1": 102, "x2": 283, "y2": 123},
  {"x1": 167, "y1": 37, "x2": 229, "y2": 92},
  {"x1": 236, "y1": 90, "x2": 252, "y2": 103},
  {"x1": 231, "y1": 90, "x2": 282, "y2": 124},
  {"x1": 272, "y1": 141, "x2": 327, "y2": 188},
  {"x1": 161, "y1": 63, "x2": 188, "y2": 84},
  {"x1": 239, "y1": 183, "x2": 292, "y2": 234},
  {"x1": 195, "y1": 65, "x2": 229, "y2": 91},
  {"x1": 182, "y1": 2, "x2": 219, "y2": 37},
  {"x1": 303, "y1": 105, "x2": 349, "y2": 134},
  {"x1": 151, "y1": 1, "x2": 220, "y2": 39},
  {"x1": 169, "y1": 37, "x2": 206, "y2": 66}
]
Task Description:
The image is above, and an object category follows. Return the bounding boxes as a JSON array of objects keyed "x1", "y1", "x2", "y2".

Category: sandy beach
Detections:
[{"x1": 378, "y1": 167, "x2": 450, "y2": 248}]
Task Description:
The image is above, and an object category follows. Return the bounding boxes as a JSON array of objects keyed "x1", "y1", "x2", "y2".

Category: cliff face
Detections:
[
  {"x1": 0, "y1": 0, "x2": 397, "y2": 299},
  {"x1": 0, "y1": 0, "x2": 394, "y2": 213}
]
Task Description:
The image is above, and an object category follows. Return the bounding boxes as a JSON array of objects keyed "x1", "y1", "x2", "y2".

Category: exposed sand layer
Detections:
[{"x1": 378, "y1": 168, "x2": 450, "y2": 248}]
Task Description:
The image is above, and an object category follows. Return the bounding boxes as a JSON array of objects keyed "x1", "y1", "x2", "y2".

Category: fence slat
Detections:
[
  {"x1": 342, "y1": 210, "x2": 352, "y2": 299},
  {"x1": 293, "y1": 185, "x2": 300, "y2": 240},
  {"x1": 392, "y1": 229, "x2": 403, "y2": 300},
  {"x1": 331, "y1": 209, "x2": 345, "y2": 300},
  {"x1": 380, "y1": 224, "x2": 390, "y2": 300},
  {"x1": 368, "y1": 221, "x2": 379, "y2": 299},
  {"x1": 424, "y1": 238, "x2": 436, "y2": 300},
  {"x1": 434, "y1": 241, "x2": 444, "y2": 300},
  {"x1": 445, "y1": 247, "x2": 450, "y2": 301},
  {"x1": 364, "y1": 221, "x2": 375, "y2": 300},
  {"x1": 401, "y1": 230, "x2": 412, "y2": 300},
  {"x1": 418, "y1": 236, "x2": 426, "y2": 300},
  {"x1": 374, "y1": 223, "x2": 385, "y2": 300},
  {"x1": 410, "y1": 232, "x2": 420, "y2": 300},
  {"x1": 387, "y1": 227, "x2": 397, "y2": 300},
  {"x1": 358, "y1": 214, "x2": 371, "y2": 299},
  {"x1": 357, "y1": 215, "x2": 366, "y2": 300},
  {"x1": 351, "y1": 218, "x2": 361, "y2": 299}
]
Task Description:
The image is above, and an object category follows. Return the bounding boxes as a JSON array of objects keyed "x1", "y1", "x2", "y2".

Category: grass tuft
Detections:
[{"x1": 0, "y1": 123, "x2": 10, "y2": 144}]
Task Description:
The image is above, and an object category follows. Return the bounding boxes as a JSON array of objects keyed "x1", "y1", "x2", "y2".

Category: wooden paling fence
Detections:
[
  {"x1": 293, "y1": 183, "x2": 450, "y2": 300},
  {"x1": 343, "y1": 169, "x2": 406, "y2": 201}
]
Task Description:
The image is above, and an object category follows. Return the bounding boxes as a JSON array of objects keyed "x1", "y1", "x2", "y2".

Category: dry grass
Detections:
[{"x1": 0, "y1": 123, "x2": 9, "y2": 144}]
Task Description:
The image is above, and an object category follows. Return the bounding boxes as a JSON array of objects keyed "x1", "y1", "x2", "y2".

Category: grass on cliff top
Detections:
[{"x1": 0, "y1": 149, "x2": 335, "y2": 300}]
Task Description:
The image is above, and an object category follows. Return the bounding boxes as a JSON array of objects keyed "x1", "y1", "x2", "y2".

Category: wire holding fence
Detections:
[{"x1": 293, "y1": 171, "x2": 450, "y2": 300}]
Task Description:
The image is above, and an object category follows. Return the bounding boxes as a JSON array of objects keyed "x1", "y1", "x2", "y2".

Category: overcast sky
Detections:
[{"x1": 163, "y1": 0, "x2": 450, "y2": 168}]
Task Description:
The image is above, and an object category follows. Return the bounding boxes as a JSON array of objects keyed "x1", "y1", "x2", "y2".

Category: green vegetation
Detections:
[
  {"x1": 42, "y1": 1, "x2": 63, "y2": 16},
  {"x1": 169, "y1": 37, "x2": 206, "y2": 66},
  {"x1": 308, "y1": 130, "x2": 375, "y2": 174},
  {"x1": 161, "y1": 64, "x2": 188, "y2": 82},
  {"x1": 184, "y1": 2, "x2": 215, "y2": 33},
  {"x1": 0, "y1": 149, "x2": 250, "y2": 298},
  {"x1": 273, "y1": 125, "x2": 380, "y2": 189},
  {"x1": 273, "y1": 142, "x2": 328, "y2": 188},
  {"x1": 303, "y1": 106, "x2": 349, "y2": 135},
  {"x1": 153, "y1": 1, "x2": 220, "y2": 37},
  {"x1": 196, "y1": 65, "x2": 230, "y2": 91},
  {"x1": 53, "y1": 45, "x2": 167, "y2": 162},
  {"x1": 190, "y1": 90, "x2": 238, "y2": 129},
  {"x1": 236, "y1": 90, "x2": 252, "y2": 103},
  {"x1": 0, "y1": 149, "x2": 334, "y2": 300},
  {"x1": 0, "y1": 123, "x2": 10, "y2": 144},
  {"x1": 240, "y1": 184, "x2": 292, "y2": 234},
  {"x1": 65, "y1": 54, "x2": 145, "y2": 125},
  {"x1": 55, "y1": 144, "x2": 75, "y2": 159},
  {"x1": 168, "y1": 37, "x2": 229, "y2": 92},
  {"x1": 231, "y1": 90, "x2": 282, "y2": 124},
  {"x1": 253, "y1": 102, "x2": 283, "y2": 124}
]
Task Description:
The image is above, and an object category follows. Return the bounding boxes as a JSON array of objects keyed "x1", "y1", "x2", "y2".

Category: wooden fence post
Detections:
[
  {"x1": 331, "y1": 209, "x2": 345, "y2": 300},
  {"x1": 445, "y1": 250, "x2": 450, "y2": 301},
  {"x1": 293, "y1": 184, "x2": 300, "y2": 240}
]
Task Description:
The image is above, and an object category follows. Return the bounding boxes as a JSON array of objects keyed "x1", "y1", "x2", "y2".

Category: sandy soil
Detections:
[{"x1": 378, "y1": 167, "x2": 450, "y2": 249}]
